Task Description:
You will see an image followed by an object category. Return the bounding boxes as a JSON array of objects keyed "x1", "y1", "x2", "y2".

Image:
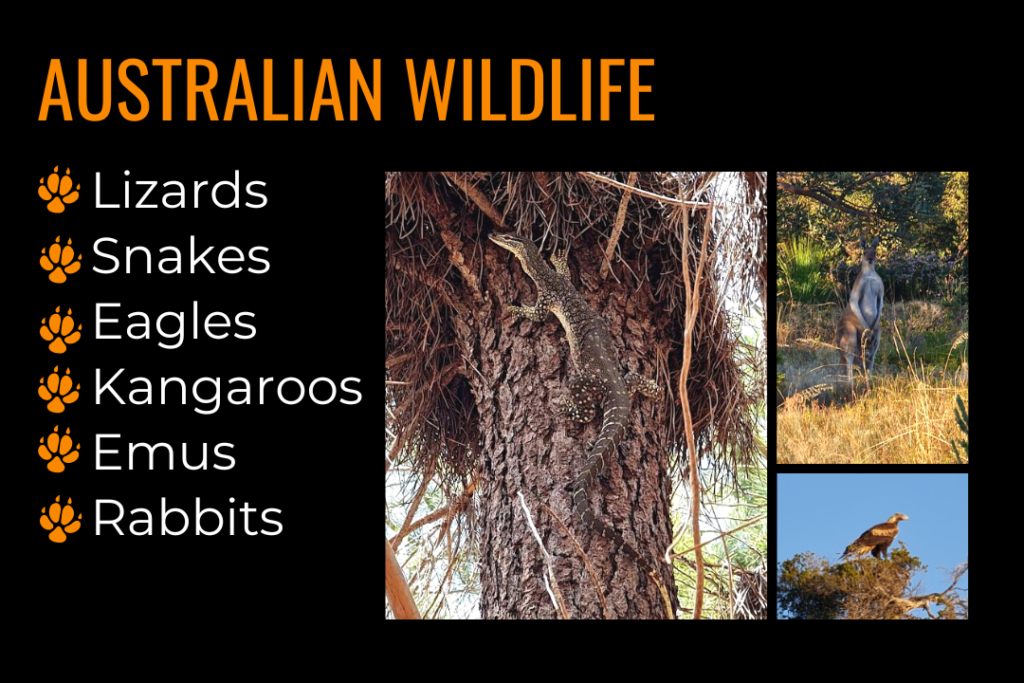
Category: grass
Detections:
[
  {"x1": 778, "y1": 237, "x2": 832, "y2": 303},
  {"x1": 777, "y1": 374, "x2": 968, "y2": 464},
  {"x1": 776, "y1": 300, "x2": 968, "y2": 465}
]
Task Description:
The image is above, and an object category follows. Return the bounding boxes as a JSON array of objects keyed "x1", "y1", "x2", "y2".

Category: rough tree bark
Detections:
[{"x1": 454, "y1": 232, "x2": 676, "y2": 619}]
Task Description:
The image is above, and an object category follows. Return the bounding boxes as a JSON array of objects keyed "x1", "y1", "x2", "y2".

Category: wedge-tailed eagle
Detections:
[{"x1": 839, "y1": 513, "x2": 908, "y2": 561}]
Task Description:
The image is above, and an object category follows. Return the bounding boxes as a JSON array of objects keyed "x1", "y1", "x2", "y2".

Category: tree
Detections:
[
  {"x1": 777, "y1": 545, "x2": 968, "y2": 620},
  {"x1": 386, "y1": 172, "x2": 766, "y2": 619},
  {"x1": 777, "y1": 172, "x2": 966, "y2": 256}
]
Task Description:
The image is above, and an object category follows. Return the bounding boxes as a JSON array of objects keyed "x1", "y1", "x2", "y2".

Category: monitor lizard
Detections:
[{"x1": 489, "y1": 232, "x2": 661, "y2": 579}]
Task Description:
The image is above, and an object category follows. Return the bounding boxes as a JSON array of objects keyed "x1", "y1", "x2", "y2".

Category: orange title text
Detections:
[{"x1": 38, "y1": 58, "x2": 654, "y2": 122}]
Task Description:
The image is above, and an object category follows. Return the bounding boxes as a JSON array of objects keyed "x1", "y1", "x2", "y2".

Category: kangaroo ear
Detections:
[
  {"x1": 860, "y1": 236, "x2": 867, "y2": 248},
  {"x1": 871, "y1": 236, "x2": 880, "y2": 247}
]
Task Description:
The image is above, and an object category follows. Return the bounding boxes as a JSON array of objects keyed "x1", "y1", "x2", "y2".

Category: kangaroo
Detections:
[{"x1": 836, "y1": 236, "x2": 883, "y2": 386}]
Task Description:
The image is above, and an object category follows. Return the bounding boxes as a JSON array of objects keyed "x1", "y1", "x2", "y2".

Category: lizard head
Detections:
[{"x1": 488, "y1": 232, "x2": 539, "y2": 262}]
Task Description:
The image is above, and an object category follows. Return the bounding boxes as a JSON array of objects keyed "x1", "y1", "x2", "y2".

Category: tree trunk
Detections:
[{"x1": 458, "y1": 234, "x2": 676, "y2": 619}]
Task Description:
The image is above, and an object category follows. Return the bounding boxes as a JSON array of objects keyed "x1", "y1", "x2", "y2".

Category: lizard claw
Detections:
[{"x1": 551, "y1": 246, "x2": 571, "y2": 278}]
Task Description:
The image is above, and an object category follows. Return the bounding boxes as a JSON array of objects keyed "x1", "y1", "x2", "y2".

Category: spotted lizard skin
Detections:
[{"x1": 489, "y1": 232, "x2": 660, "y2": 577}]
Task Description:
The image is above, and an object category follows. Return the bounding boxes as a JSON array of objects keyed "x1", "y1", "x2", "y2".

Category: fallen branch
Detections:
[{"x1": 600, "y1": 171, "x2": 637, "y2": 279}]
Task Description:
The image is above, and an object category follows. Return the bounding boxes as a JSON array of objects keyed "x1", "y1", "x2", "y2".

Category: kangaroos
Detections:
[{"x1": 836, "y1": 236, "x2": 883, "y2": 386}]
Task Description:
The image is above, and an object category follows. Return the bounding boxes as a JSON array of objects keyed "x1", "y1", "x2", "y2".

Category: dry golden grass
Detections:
[
  {"x1": 777, "y1": 301, "x2": 968, "y2": 465},
  {"x1": 777, "y1": 374, "x2": 967, "y2": 464}
]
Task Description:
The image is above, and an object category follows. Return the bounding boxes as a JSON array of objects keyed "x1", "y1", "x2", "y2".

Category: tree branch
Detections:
[
  {"x1": 442, "y1": 171, "x2": 508, "y2": 229},
  {"x1": 580, "y1": 171, "x2": 712, "y2": 206},
  {"x1": 388, "y1": 477, "x2": 477, "y2": 549},
  {"x1": 678, "y1": 192, "x2": 714, "y2": 619},
  {"x1": 600, "y1": 171, "x2": 636, "y2": 279},
  {"x1": 777, "y1": 180, "x2": 876, "y2": 218}
]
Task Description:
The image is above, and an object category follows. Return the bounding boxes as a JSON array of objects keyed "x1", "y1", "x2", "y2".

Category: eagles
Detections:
[{"x1": 839, "y1": 513, "x2": 908, "y2": 561}]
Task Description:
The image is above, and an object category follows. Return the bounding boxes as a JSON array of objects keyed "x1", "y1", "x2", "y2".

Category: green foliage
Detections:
[
  {"x1": 776, "y1": 348, "x2": 786, "y2": 396},
  {"x1": 878, "y1": 252, "x2": 954, "y2": 300},
  {"x1": 832, "y1": 247, "x2": 968, "y2": 305},
  {"x1": 672, "y1": 464, "x2": 767, "y2": 618},
  {"x1": 916, "y1": 330, "x2": 959, "y2": 366},
  {"x1": 942, "y1": 272, "x2": 970, "y2": 309},
  {"x1": 777, "y1": 553, "x2": 846, "y2": 619},
  {"x1": 941, "y1": 171, "x2": 969, "y2": 250},
  {"x1": 951, "y1": 394, "x2": 969, "y2": 464},
  {"x1": 778, "y1": 236, "x2": 831, "y2": 303},
  {"x1": 778, "y1": 544, "x2": 924, "y2": 620},
  {"x1": 777, "y1": 173, "x2": 969, "y2": 281}
]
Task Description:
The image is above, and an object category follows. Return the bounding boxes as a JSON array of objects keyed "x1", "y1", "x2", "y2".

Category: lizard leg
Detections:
[
  {"x1": 551, "y1": 246, "x2": 571, "y2": 278},
  {"x1": 507, "y1": 304, "x2": 550, "y2": 322},
  {"x1": 625, "y1": 372, "x2": 661, "y2": 398},
  {"x1": 561, "y1": 374, "x2": 599, "y2": 423}
]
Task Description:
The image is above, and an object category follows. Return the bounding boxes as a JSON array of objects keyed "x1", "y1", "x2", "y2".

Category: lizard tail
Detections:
[
  {"x1": 571, "y1": 399, "x2": 657, "y2": 578},
  {"x1": 572, "y1": 488, "x2": 657, "y2": 577}
]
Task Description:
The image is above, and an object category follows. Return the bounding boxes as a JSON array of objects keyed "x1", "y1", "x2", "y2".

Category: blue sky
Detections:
[{"x1": 778, "y1": 473, "x2": 968, "y2": 616}]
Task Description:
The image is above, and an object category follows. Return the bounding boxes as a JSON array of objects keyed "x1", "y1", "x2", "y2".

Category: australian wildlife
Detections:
[
  {"x1": 838, "y1": 513, "x2": 908, "y2": 561},
  {"x1": 836, "y1": 236, "x2": 884, "y2": 386}
]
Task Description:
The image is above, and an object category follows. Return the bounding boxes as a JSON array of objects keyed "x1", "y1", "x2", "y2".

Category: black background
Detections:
[{"x1": 15, "y1": 56, "x2": 381, "y2": 623}]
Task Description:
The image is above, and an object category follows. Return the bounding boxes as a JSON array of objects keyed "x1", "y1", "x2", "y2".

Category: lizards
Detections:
[{"x1": 489, "y1": 232, "x2": 661, "y2": 578}]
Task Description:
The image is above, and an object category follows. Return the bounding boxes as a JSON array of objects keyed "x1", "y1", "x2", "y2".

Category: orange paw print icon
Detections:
[
  {"x1": 39, "y1": 426, "x2": 81, "y2": 473},
  {"x1": 38, "y1": 166, "x2": 81, "y2": 214},
  {"x1": 40, "y1": 495, "x2": 82, "y2": 543},
  {"x1": 39, "y1": 366, "x2": 81, "y2": 413},
  {"x1": 40, "y1": 306, "x2": 82, "y2": 354},
  {"x1": 40, "y1": 236, "x2": 83, "y2": 284}
]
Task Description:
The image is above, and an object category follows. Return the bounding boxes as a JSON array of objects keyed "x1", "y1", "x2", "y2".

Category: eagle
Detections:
[{"x1": 838, "y1": 513, "x2": 908, "y2": 561}]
